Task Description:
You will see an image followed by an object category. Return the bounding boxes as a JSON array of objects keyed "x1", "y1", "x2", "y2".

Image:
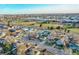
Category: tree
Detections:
[
  {"x1": 40, "y1": 24, "x2": 42, "y2": 27},
  {"x1": 48, "y1": 26, "x2": 54, "y2": 30},
  {"x1": 50, "y1": 27, "x2": 54, "y2": 30},
  {"x1": 56, "y1": 26, "x2": 61, "y2": 29}
]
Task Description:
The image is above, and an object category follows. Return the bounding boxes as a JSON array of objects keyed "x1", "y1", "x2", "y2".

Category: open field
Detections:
[
  {"x1": 14, "y1": 22, "x2": 36, "y2": 26},
  {"x1": 11, "y1": 21, "x2": 79, "y2": 34},
  {"x1": 13, "y1": 21, "x2": 62, "y2": 28},
  {"x1": 34, "y1": 23, "x2": 62, "y2": 28},
  {"x1": 68, "y1": 28, "x2": 79, "y2": 34}
]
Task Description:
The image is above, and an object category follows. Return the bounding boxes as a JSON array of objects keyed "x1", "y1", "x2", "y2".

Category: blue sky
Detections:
[{"x1": 0, "y1": 4, "x2": 79, "y2": 14}]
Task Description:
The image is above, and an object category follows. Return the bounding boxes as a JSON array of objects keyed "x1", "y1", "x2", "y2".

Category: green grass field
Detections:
[
  {"x1": 12, "y1": 21, "x2": 79, "y2": 34},
  {"x1": 35, "y1": 23, "x2": 79, "y2": 34},
  {"x1": 68, "y1": 28, "x2": 79, "y2": 34},
  {"x1": 34, "y1": 23, "x2": 62, "y2": 28}
]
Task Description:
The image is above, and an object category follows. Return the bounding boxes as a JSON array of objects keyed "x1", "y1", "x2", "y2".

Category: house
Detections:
[
  {"x1": 61, "y1": 19, "x2": 79, "y2": 28},
  {"x1": 0, "y1": 24, "x2": 7, "y2": 29}
]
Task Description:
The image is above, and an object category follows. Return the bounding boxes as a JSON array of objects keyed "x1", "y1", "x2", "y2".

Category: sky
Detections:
[{"x1": 0, "y1": 4, "x2": 79, "y2": 14}]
